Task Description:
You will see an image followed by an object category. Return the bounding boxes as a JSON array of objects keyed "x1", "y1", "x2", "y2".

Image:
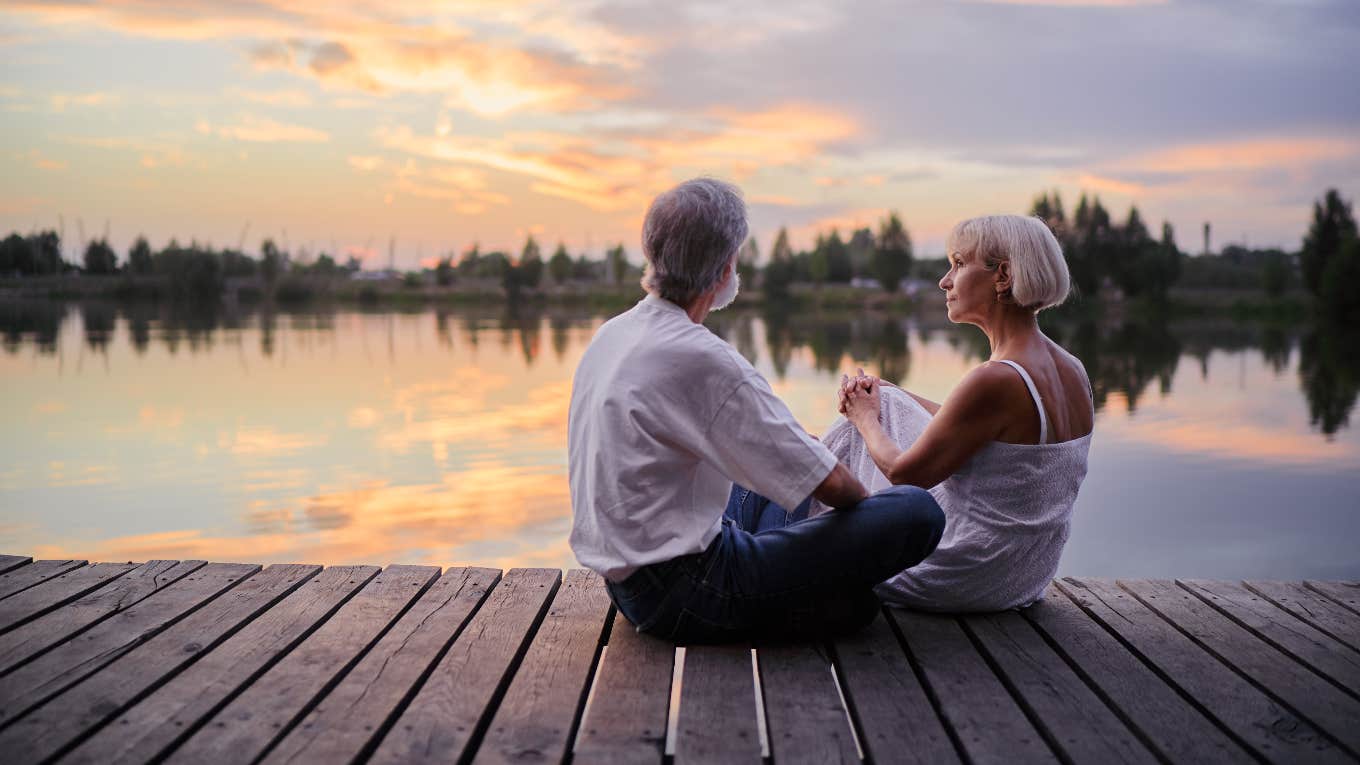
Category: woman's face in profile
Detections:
[{"x1": 939, "y1": 248, "x2": 998, "y2": 325}]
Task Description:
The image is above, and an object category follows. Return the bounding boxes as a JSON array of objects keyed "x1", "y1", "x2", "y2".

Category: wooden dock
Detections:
[{"x1": 0, "y1": 554, "x2": 1356, "y2": 764}]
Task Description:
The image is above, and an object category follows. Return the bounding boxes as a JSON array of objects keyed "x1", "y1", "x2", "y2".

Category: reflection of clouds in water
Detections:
[
  {"x1": 32, "y1": 461, "x2": 573, "y2": 568},
  {"x1": 217, "y1": 427, "x2": 327, "y2": 457},
  {"x1": 375, "y1": 377, "x2": 571, "y2": 455},
  {"x1": 46, "y1": 461, "x2": 118, "y2": 488}
]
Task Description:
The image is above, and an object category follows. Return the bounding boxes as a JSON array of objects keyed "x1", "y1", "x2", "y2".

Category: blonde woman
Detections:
[{"x1": 828, "y1": 215, "x2": 1094, "y2": 612}]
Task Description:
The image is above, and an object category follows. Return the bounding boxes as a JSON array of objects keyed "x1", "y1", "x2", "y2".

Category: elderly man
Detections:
[{"x1": 568, "y1": 178, "x2": 944, "y2": 643}]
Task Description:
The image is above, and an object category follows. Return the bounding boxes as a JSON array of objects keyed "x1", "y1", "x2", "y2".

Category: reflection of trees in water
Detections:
[
  {"x1": 1298, "y1": 322, "x2": 1360, "y2": 438},
  {"x1": 1061, "y1": 318, "x2": 1181, "y2": 413},
  {"x1": 80, "y1": 302, "x2": 116, "y2": 353},
  {"x1": 550, "y1": 316, "x2": 570, "y2": 362},
  {"x1": 500, "y1": 304, "x2": 542, "y2": 366},
  {"x1": 0, "y1": 301, "x2": 64, "y2": 354},
  {"x1": 712, "y1": 308, "x2": 913, "y2": 384}
]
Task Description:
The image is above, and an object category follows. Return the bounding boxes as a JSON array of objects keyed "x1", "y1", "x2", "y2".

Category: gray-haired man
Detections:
[{"x1": 567, "y1": 178, "x2": 944, "y2": 643}]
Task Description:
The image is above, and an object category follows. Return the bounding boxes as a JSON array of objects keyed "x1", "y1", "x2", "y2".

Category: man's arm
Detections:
[{"x1": 811, "y1": 462, "x2": 868, "y2": 510}]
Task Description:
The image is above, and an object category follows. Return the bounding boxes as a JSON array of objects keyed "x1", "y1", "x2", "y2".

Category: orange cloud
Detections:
[
  {"x1": 201, "y1": 115, "x2": 329, "y2": 143},
  {"x1": 1125, "y1": 136, "x2": 1358, "y2": 175}
]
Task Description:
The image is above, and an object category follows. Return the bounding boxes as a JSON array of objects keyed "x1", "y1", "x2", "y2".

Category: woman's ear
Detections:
[{"x1": 994, "y1": 260, "x2": 1014, "y2": 295}]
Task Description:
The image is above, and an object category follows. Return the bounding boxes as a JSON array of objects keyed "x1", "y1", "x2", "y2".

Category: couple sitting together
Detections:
[{"x1": 567, "y1": 178, "x2": 1094, "y2": 643}]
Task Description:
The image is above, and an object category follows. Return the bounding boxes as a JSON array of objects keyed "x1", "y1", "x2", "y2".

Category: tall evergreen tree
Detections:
[
  {"x1": 872, "y1": 212, "x2": 913, "y2": 293},
  {"x1": 519, "y1": 235, "x2": 543, "y2": 288},
  {"x1": 764, "y1": 227, "x2": 795, "y2": 297},
  {"x1": 128, "y1": 236, "x2": 153, "y2": 275},
  {"x1": 548, "y1": 242, "x2": 572, "y2": 284},
  {"x1": 1301, "y1": 189, "x2": 1357, "y2": 296},
  {"x1": 83, "y1": 238, "x2": 118, "y2": 274}
]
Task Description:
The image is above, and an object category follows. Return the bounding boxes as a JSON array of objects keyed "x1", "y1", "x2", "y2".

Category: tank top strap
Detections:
[{"x1": 995, "y1": 359, "x2": 1048, "y2": 444}]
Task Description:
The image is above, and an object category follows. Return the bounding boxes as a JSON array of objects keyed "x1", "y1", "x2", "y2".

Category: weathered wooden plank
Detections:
[
  {"x1": 1181, "y1": 579, "x2": 1360, "y2": 694},
  {"x1": 0, "y1": 563, "x2": 316, "y2": 763},
  {"x1": 757, "y1": 642, "x2": 858, "y2": 765},
  {"x1": 675, "y1": 645, "x2": 761, "y2": 765},
  {"x1": 1023, "y1": 589, "x2": 1254, "y2": 763},
  {"x1": 573, "y1": 612, "x2": 674, "y2": 765},
  {"x1": 1122, "y1": 579, "x2": 1360, "y2": 756},
  {"x1": 1245, "y1": 580, "x2": 1360, "y2": 653},
  {"x1": 0, "y1": 559, "x2": 86, "y2": 600},
  {"x1": 0, "y1": 560, "x2": 204, "y2": 675},
  {"x1": 0, "y1": 561, "x2": 137, "y2": 633},
  {"x1": 0, "y1": 562, "x2": 260, "y2": 727},
  {"x1": 62, "y1": 565, "x2": 381, "y2": 765},
  {"x1": 888, "y1": 610, "x2": 1055, "y2": 764},
  {"x1": 1307, "y1": 581, "x2": 1360, "y2": 618},
  {"x1": 367, "y1": 568, "x2": 561, "y2": 765},
  {"x1": 0, "y1": 556, "x2": 32, "y2": 575},
  {"x1": 1059, "y1": 578, "x2": 1350, "y2": 763},
  {"x1": 832, "y1": 611, "x2": 959, "y2": 765},
  {"x1": 261, "y1": 567, "x2": 501, "y2": 765},
  {"x1": 963, "y1": 610, "x2": 1157, "y2": 764},
  {"x1": 478, "y1": 569, "x2": 613, "y2": 764}
]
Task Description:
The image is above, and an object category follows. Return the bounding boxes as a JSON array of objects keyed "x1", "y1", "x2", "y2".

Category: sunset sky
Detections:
[{"x1": 2, "y1": 0, "x2": 1357, "y2": 268}]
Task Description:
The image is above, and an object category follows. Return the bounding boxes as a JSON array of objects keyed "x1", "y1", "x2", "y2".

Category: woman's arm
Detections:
[{"x1": 843, "y1": 364, "x2": 1016, "y2": 489}]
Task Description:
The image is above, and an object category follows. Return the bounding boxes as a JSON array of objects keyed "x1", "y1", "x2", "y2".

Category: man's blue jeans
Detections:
[{"x1": 603, "y1": 484, "x2": 945, "y2": 643}]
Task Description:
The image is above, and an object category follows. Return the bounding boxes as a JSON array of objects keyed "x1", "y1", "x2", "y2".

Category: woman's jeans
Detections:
[{"x1": 604, "y1": 484, "x2": 945, "y2": 644}]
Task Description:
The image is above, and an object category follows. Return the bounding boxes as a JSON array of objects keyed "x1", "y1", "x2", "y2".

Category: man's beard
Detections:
[{"x1": 711, "y1": 271, "x2": 741, "y2": 311}]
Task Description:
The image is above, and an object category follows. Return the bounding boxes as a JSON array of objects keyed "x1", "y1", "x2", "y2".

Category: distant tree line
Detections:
[{"x1": 2, "y1": 190, "x2": 1352, "y2": 314}]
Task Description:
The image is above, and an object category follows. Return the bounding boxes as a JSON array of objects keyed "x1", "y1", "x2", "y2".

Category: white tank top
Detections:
[{"x1": 819, "y1": 362, "x2": 1093, "y2": 611}]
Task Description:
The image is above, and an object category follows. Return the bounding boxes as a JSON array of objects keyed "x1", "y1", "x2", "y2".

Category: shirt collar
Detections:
[{"x1": 641, "y1": 292, "x2": 688, "y2": 318}]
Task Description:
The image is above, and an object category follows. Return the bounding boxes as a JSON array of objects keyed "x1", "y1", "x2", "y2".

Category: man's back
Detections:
[{"x1": 568, "y1": 294, "x2": 835, "y2": 581}]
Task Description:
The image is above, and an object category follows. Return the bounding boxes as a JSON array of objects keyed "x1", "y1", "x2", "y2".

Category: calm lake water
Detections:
[{"x1": 2, "y1": 299, "x2": 1358, "y2": 579}]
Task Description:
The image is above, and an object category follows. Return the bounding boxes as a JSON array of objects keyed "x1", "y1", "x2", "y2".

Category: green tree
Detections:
[
  {"x1": 128, "y1": 236, "x2": 153, "y2": 275},
  {"x1": 872, "y1": 212, "x2": 913, "y2": 293},
  {"x1": 518, "y1": 235, "x2": 543, "y2": 289},
  {"x1": 548, "y1": 242, "x2": 572, "y2": 284},
  {"x1": 0, "y1": 233, "x2": 27, "y2": 274},
  {"x1": 1261, "y1": 251, "x2": 1291, "y2": 298},
  {"x1": 83, "y1": 238, "x2": 118, "y2": 274},
  {"x1": 737, "y1": 237, "x2": 759, "y2": 288},
  {"x1": 435, "y1": 255, "x2": 455, "y2": 286},
  {"x1": 1301, "y1": 189, "x2": 1357, "y2": 296},
  {"x1": 260, "y1": 239, "x2": 284, "y2": 284},
  {"x1": 607, "y1": 243, "x2": 627, "y2": 284},
  {"x1": 457, "y1": 243, "x2": 482, "y2": 278},
  {"x1": 763, "y1": 227, "x2": 795, "y2": 298},
  {"x1": 847, "y1": 227, "x2": 875, "y2": 278},
  {"x1": 807, "y1": 233, "x2": 830, "y2": 286},
  {"x1": 824, "y1": 229, "x2": 853, "y2": 283},
  {"x1": 1319, "y1": 237, "x2": 1360, "y2": 322}
]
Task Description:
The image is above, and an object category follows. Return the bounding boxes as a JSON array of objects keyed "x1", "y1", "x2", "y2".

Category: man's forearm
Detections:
[{"x1": 811, "y1": 462, "x2": 868, "y2": 510}]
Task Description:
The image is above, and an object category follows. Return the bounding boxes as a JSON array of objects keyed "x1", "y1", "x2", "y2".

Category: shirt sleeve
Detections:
[{"x1": 704, "y1": 375, "x2": 839, "y2": 512}]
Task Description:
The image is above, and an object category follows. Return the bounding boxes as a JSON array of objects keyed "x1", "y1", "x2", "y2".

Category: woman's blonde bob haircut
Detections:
[{"x1": 946, "y1": 215, "x2": 1071, "y2": 313}]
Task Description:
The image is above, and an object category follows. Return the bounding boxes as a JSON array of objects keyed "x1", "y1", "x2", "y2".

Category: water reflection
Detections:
[{"x1": 1, "y1": 299, "x2": 1356, "y2": 577}]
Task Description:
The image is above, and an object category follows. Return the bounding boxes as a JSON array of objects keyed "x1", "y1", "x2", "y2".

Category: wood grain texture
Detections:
[
  {"x1": 64, "y1": 565, "x2": 381, "y2": 765},
  {"x1": 0, "y1": 563, "x2": 316, "y2": 764},
  {"x1": 478, "y1": 569, "x2": 613, "y2": 765},
  {"x1": 832, "y1": 611, "x2": 959, "y2": 765},
  {"x1": 0, "y1": 555, "x2": 33, "y2": 575},
  {"x1": 674, "y1": 645, "x2": 761, "y2": 765},
  {"x1": 1307, "y1": 581, "x2": 1360, "y2": 617},
  {"x1": 0, "y1": 560, "x2": 204, "y2": 675},
  {"x1": 367, "y1": 568, "x2": 561, "y2": 765},
  {"x1": 758, "y1": 642, "x2": 858, "y2": 765},
  {"x1": 963, "y1": 610, "x2": 1157, "y2": 764},
  {"x1": 0, "y1": 562, "x2": 260, "y2": 728},
  {"x1": 0, "y1": 559, "x2": 86, "y2": 600},
  {"x1": 1059, "y1": 578, "x2": 1351, "y2": 764},
  {"x1": 261, "y1": 567, "x2": 501, "y2": 765},
  {"x1": 1023, "y1": 589, "x2": 1253, "y2": 763},
  {"x1": 0, "y1": 561, "x2": 137, "y2": 633},
  {"x1": 1122, "y1": 579, "x2": 1360, "y2": 757},
  {"x1": 1181, "y1": 579, "x2": 1360, "y2": 694},
  {"x1": 572, "y1": 611, "x2": 674, "y2": 765},
  {"x1": 1245, "y1": 580, "x2": 1360, "y2": 653},
  {"x1": 888, "y1": 610, "x2": 1056, "y2": 764}
]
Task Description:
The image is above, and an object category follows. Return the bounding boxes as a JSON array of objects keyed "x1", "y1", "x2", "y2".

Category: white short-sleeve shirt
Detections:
[{"x1": 568, "y1": 294, "x2": 838, "y2": 581}]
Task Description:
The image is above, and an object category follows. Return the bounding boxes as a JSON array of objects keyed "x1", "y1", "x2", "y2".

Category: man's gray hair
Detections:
[{"x1": 640, "y1": 178, "x2": 749, "y2": 306}]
